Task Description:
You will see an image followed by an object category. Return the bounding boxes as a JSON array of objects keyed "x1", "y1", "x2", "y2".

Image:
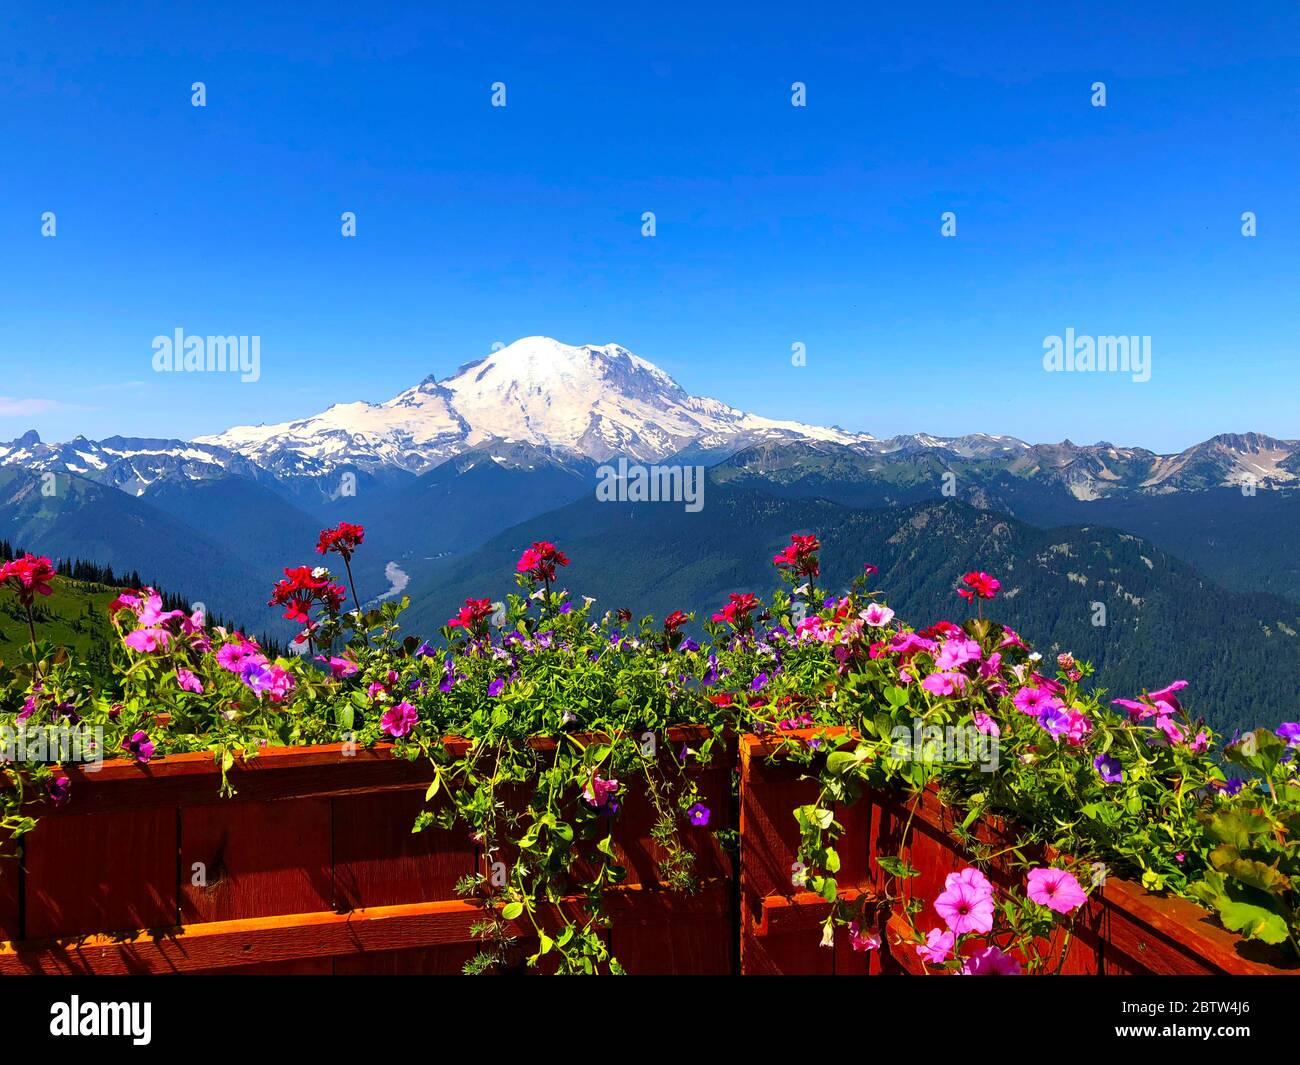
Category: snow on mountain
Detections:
[
  {"x1": 0, "y1": 432, "x2": 265, "y2": 496},
  {"x1": 2, "y1": 338, "x2": 1298, "y2": 503},
  {"x1": 198, "y1": 336, "x2": 874, "y2": 472}
]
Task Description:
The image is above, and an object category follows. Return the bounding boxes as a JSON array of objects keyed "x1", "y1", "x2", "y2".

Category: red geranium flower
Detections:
[
  {"x1": 269, "y1": 566, "x2": 347, "y2": 626},
  {"x1": 0, "y1": 553, "x2": 56, "y2": 606},
  {"x1": 711, "y1": 592, "x2": 760, "y2": 630},
  {"x1": 664, "y1": 610, "x2": 690, "y2": 633},
  {"x1": 958, "y1": 571, "x2": 1001, "y2": 601},
  {"x1": 316, "y1": 522, "x2": 365, "y2": 561},
  {"x1": 773, "y1": 534, "x2": 821, "y2": 578},
  {"x1": 516, "y1": 541, "x2": 570, "y2": 584},
  {"x1": 448, "y1": 597, "x2": 494, "y2": 634}
]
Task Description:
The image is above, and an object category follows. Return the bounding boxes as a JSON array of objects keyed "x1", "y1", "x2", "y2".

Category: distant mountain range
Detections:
[
  {"x1": 3, "y1": 337, "x2": 1296, "y2": 501},
  {"x1": 1, "y1": 336, "x2": 1297, "y2": 728}
]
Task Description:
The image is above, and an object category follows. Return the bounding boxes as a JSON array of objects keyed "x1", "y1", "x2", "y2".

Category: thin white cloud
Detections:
[{"x1": 0, "y1": 396, "x2": 67, "y2": 416}]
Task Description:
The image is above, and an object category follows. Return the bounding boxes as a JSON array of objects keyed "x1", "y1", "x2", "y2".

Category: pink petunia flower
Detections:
[
  {"x1": 848, "y1": 921, "x2": 881, "y2": 952},
  {"x1": 920, "y1": 671, "x2": 968, "y2": 697},
  {"x1": 916, "y1": 926, "x2": 956, "y2": 964},
  {"x1": 1013, "y1": 685, "x2": 1062, "y2": 717},
  {"x1": 935, "y1": 638, "x2": 982, "y2": 671},
  {"x1": 860, "y1": 603, "x2": 895, "y2": 628},
  {"x1": 960, "y1": 946, "x2": 1022, "y2": 975},
  {"x1": 380, "y1": 701, "x2": 418, "y2": 738},
  {"x1": 1026, "y1": 867, "x2": 1087, "y2": 914},
  {"x1": 934, "y1": 881, "x2": 995, "y2": 934},
  {"x1": 124, "y1": 627, "x2": 171, "y2": 653},
  {"x1": 175, "y1": 668, "x2": 204, "y2": 694},
  {"x1": 945, "y1": 867, "x2": 994, "y2": 898}
]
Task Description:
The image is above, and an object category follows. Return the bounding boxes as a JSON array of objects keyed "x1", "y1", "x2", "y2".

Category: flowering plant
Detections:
[{"x1": 2, "y1": 523, "x2": 1297, "y2": 972}]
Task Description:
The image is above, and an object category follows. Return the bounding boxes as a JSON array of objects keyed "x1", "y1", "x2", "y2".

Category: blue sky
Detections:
[{"x1": 1, "y1": 2, "x2": 1297, "y2": 452}]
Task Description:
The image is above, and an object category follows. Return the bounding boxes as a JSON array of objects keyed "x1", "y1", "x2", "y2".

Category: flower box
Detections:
[
  {"x1": 738, "y1": 732, "x2": 1298, "y2": 976},
  {"x1": 0, "y1": 727, "x2": 734, "y2": 975}
]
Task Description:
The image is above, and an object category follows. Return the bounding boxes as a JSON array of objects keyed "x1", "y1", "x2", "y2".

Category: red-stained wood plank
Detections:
[
  {"x1": 1101, "y1": 879, "x2": 1299, "y2": 976},
  {"x1": 333, "y1": 790, "x2": 475, "y2": 910},
  {"x1": 24, "y1": 807, "x2": 176, "y2": 938},
  {"x1": 241, "y1": 958, "x2": 335, "y2": 974},
  {"x1": 0, "y1": 899, "x2": 494, "y2": 974},
  {"x1": 607, "y1": 883, "x2": 733, "y2": 975},
  {"x1": 180, "y1": 798, "x2": 333, "y2": 923},
  {"x1": 40, "y1": 729, "x2": 718, "y2": 813},
  {"x1": 0, "y1": 852, "x2": 20, "y2": 943},
  {"x1": 605, "y1": 754, "x2": 734, "y2": 890},
  {"x1": 334, "y1": 945, "x2": 476, "y2": 975},
  {"x1": 739, "y1": 747, "x2": 819, "y2": 902}
]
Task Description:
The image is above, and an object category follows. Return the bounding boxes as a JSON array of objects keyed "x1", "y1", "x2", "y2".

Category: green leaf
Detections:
[
  {"x1": 501, "y1": 901, "x2": 524, "y2": 921},
  {"x1": 1209, "y1": 848, "x2": 1290, "y2": 895},
  {"x1": 1216, "y1": 897, "x2": 1290, "y2": 944},
  {"x1": 825, "y1": 751, "x2": 858, "y2": 777},
  {"x1": 876, "y1": 855, "x2": 918, "y2": 879}
]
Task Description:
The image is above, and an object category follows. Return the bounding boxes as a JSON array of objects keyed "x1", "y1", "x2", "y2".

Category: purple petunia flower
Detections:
[
  {"x1": 687, "y1": 802, "x2": 711, "y2": 826},
  {"x1": 122, "y1": 731, "x2": 155, "y2": 764},
  {"x1": 1093, "y1": 754, "x2": 1123, "y2": 783},
  {"x1": 487, "y1": 677, "x2": 505, "y2": 698},
  {"x1": 702, "y1": 654, "x2": 719, "y2": 687},
  {"x1": 414, "y1": 641, "x2": 437, "y2": 659},
  {"x1": 47, "y1": 775, "x2": 72, "y2": 807},
  {"x1": 751, "y1": 672, "x2": 769, "y2": 692},
  {"x1": 1037, "y1": 705, "x2": 1070, "y2": 739},
  {"x1": 1277, "y1": 722, "x2": 1300, "y2": 748}
]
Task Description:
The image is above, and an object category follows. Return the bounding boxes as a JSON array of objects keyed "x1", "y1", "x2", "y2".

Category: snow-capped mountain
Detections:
[
  {"x1": 197, "y1": 336, "x2": 874, "y2": 474},
  {"x1": 0, "y1": 431, "x2": 270, "y2": 497},
  {"x1": 1, "y1": 337, "x2": 1297, "y2": 504}
]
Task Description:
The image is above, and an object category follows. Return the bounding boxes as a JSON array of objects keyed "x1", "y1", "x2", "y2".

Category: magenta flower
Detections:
[
  {"x1": 1026, "y1": 867, "x2": 1087, "y2": 914},
  {"x1": 920, "y1": 671, "x2": 968, "y2": 697},
  {"x1": 1147, "y1": 680, "x2": 1189, "y2": 712},
  {"x1": 583, "y1": 774, "x2": 620, "y2": 814},
  {"x1": 123, "y1": 627, "x2": 171, "y2": 653},
  {"x1": 934, "y1": 881, "x2": 994, "y2": 934},
  {"x1": 1013, "y1": 686, "x2": 1061, "y2": 717},
  {"x1": 320, "y1": 655, "x2": 358, "y2": 679},
  {"x1": 687, "y1": 802, "x2": 711, "y2": 826},
  {"x1": 121, "y1": 731, "x2": 155, "y2": 764},
  {"x1": 944, "y1": 867, "x2": 993, "y2": 897},
  {"x1": 935, "y1": 638, "x2": 981, "y2": 671},
  {"x1": 972, "y1": 711, "x2": 1000, "y2": 737},
  {"x1": 175, "y1": 668, "x2": 204, "y2": 694},
  {"x1": 380, "y1": 701, "x2": 418, "y2": 738},
  {"x1": 916, "y1": 926, "x2": 955, "y2": 964},
  {"x1": 848, "y1": 920, "x2": 880, "y2": 952},
  {"x1": 47, "y1": 775, "x2": 72, "y2": 807},
  {"x1": 959, "y1": 946, "x2": 1022, "y2": 975}
]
